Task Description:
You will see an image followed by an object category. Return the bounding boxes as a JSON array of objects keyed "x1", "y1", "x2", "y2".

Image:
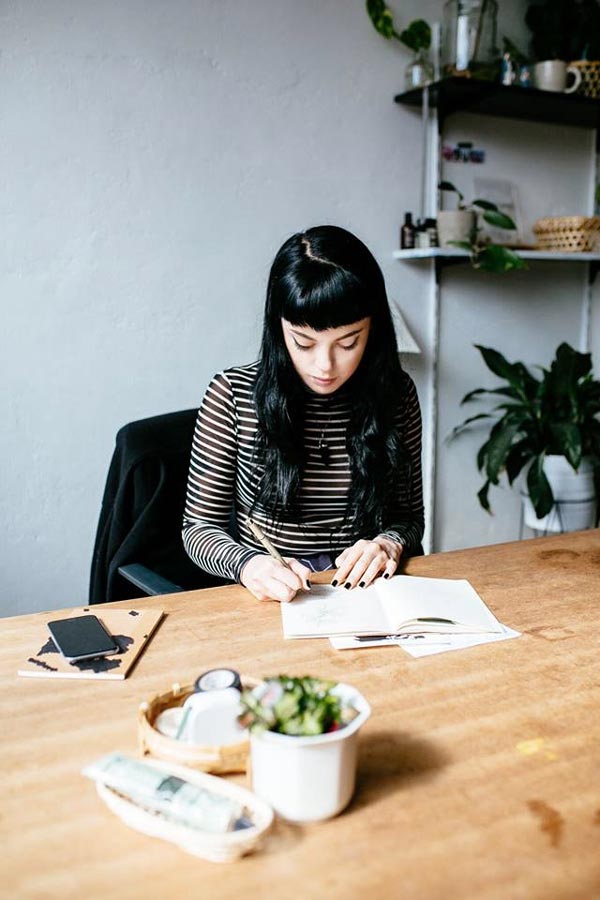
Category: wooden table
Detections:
[{"x1": 2, "y1": 531, "x2": 600, "y2": 899}]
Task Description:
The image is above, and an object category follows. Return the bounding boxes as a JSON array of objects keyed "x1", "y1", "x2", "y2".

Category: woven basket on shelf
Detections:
[
  {"x1": 532, "y1": 216, "x2": 600, "y2": 252},
  {"x1": 138, "y1": 677, "x2": 259, "y2": 774}
]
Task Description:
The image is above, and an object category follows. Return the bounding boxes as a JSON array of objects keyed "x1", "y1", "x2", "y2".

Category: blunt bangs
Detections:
[{"x1": 275, "y1": 263, "x2": 371, "y2": 331}]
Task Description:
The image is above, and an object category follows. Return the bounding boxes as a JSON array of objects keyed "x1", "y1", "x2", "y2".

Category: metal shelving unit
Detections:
[{"x1": 394, "y1": 79, "x2": 600, "y2": 552}]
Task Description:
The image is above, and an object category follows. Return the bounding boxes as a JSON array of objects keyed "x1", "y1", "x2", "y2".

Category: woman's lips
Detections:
[{"x1": 312, "y1": 376, "x2": 336, "y2": 385}]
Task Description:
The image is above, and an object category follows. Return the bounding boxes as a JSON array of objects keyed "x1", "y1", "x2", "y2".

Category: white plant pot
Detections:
[
  {"x1": 249, "y1": 683, "x2": 371, "y2": 823},
  {"x1": 437, "y1": 210, "x2": 476, "y2": 248},
  {"x1": 522, "y1": 455, "x2": 596, "y2": 533}
]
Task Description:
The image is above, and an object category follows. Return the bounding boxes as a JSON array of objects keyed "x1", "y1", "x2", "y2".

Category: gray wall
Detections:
[{"x1": 2, "y1": 1, "x2": 598, "y2": 616}]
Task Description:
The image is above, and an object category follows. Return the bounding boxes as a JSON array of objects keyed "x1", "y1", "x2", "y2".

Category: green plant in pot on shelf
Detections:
[
  {"x1": 449, "y1": 342, "x2": 600, "y2": 532},
  {"x1": 365, "y1": 1, "x2": 433, "y2": 89},
  {"x1": 438, "y1": 181, "x2": 525, "y2": 273}
]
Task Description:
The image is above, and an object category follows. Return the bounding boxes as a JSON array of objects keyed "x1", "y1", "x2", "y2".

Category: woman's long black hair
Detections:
[{"x1": 253, "y1": 225, "x2": 410, "y2": 540}]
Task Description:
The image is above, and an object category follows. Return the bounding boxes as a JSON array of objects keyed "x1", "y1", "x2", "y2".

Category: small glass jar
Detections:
[
  {"x1": 442, "y1": 0, "x2": 499, "y2": 80},
  {"x1": 405, "y1": 48, "x2": 434, "y2": 91}
]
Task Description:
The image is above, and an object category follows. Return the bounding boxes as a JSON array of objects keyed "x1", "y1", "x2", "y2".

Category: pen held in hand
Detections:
[{"x1": 247, "y1": 518, "x2": 311, "y2": 591}]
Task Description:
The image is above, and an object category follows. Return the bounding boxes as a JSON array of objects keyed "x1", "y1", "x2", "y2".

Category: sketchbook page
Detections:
[
  {"x1": 280, "y1": 583, "x2": 389, "y2": 638},
  {"x1": 18, "y1": 607, "x2": 164, "y2": 680},
  {"x1": 399, "y1": 626, "x2": 521, "y2": 657},
  {"x1": 376, "y1": 575, "x2": 504, "y2": 634}
]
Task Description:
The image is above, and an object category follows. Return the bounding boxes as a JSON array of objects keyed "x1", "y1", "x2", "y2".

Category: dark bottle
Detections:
[
  {"x1": 400, "y1": 212, "x2": 416, "y2": 249},
  {"x1": 425, "y1": 217, "x2": 439, "y2": 247}
]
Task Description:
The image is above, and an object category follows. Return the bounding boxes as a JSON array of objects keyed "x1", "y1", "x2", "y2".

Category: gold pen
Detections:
[{"x1": 247, "y1": 518, "x2": 311, "y2": 589}]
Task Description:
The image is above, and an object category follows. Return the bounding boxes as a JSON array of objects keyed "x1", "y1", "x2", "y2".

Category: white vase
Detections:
[
  {"x1": 437, "y1": 210, "x2": 476, "y2": 248},
  {"x1": 522, "y1": 455, "x2": 596, "y2": 533},
  {"x1": 249, "y1": 683, "x2": 371, "y2": 822}
]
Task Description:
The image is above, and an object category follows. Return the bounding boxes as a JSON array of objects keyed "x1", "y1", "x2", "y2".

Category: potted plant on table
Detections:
[
  {"x1": 450, "y1": 342, "x2": 600, "y2": 531},
  {"x1": 438, "y1": 181, "x2": 525, "y2": 272},
  {"x1": 239, "y1": 676, "x2": 370, "y2": 823}
]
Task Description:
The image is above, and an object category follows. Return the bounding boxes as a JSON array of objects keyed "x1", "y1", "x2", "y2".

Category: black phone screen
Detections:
[{"x1": 47, "y1": 615, "x2": 119, "y2": 660}]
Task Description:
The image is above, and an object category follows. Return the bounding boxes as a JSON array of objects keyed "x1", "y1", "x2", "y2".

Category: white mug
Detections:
[{"x1": 534, "y1": 60, "x2": 582, "y2": 93}]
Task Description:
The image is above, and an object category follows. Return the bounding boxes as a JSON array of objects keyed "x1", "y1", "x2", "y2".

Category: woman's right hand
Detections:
[{"x1": 240, "y1": 555, "x2": 311, "y2": 603}]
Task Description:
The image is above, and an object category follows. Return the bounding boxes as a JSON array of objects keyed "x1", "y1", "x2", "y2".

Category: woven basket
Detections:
[
  {"x1": 138, "y1": 678, "x2": 259, "y2": 774},
  {"x1": 569, "y1": 60, "x2": 600, "y2": 99},
  {"x1": 96, "y1": 758, "x2": 274, "y2": 862},
  {"x1": 533, "y1": 216, "x2": 600, "y2": 252}
]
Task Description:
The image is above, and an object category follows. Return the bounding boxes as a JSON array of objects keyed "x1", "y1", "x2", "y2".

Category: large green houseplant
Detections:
[{"x1": 450, "y1": 343, "x2": 600, "y2": 522}]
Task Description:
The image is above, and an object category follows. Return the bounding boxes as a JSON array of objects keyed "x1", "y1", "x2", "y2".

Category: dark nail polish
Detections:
[
  {"x1": 344, "y1": 582, "x2": 351, "y2": 589},
  {"x1": 383, "y1": 573, "x2": 390, "y2": 579},
  {"x1": 359, "y1": 581, "x2": 365, "y2": 588},
  {"x1": 331, "y1": 579, "x2": 338, "y2": 587}
]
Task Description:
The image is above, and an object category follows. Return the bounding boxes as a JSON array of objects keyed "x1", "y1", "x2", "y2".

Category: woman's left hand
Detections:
[{"x1": 333, "y1": 535, "x2": 403, "y2": 589}]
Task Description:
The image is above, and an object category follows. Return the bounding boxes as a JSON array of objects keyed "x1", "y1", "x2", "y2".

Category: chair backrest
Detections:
[{"x1": 89, "y1": 409, "x2": 218, "y2": 603}]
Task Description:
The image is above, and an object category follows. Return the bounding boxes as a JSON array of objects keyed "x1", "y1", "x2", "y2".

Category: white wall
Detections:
[{"x1": 1, "y1": 0, "x2": 597, "y2": 617}]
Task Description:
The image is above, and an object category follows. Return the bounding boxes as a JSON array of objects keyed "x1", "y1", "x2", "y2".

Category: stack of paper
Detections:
[{"x1": 280, "y1": 575, "x2": 519, "y2": 657}]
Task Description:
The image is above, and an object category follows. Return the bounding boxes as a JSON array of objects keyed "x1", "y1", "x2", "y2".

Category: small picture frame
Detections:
[{"x1": 473, "y1": 176, "x2": 523, "y2": 247}]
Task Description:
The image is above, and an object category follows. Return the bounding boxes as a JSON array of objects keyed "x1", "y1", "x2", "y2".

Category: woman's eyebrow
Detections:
[{"x1": 289, "y1": 326, "x2": 364, "y2": 340}]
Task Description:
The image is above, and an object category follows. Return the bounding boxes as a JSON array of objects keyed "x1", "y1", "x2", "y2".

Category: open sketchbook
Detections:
[
  {"x1": 281, "y1": 575, "x2": 503, "y2": 639},
  {"x1": 18, "y1": 607, "x2": 164, "y2": 680}
]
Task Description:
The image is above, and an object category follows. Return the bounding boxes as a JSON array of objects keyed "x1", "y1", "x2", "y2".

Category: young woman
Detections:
[{"x1": 183, "y1": 225, "x2": 424, "y2": 603}]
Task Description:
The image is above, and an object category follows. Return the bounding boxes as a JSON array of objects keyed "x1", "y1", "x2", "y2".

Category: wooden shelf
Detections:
[
  {"x1": 394, "y1": 248, "x2": 600, "y2": 262},
  {"x1": 395, "y1": 78, "x2": 600, "y2": 131}
]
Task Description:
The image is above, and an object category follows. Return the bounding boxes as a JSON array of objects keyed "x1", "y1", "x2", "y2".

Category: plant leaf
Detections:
[
  {"x1": 461, "y1": 386, "x2": 521, "y2": 403},
  {"x1": 548, "y1": 423, "x2": 582, "y2": 469},
  {"x1": 485, "y1": 420, "x2": 522, "y2": 483},
  {"x1": 399, "y1": 19, "x2": 431, "y2": 51},
  {"x1": 481, "y1": 209, "x2": 517, "y2": 230},
  {"x1": 526, "y1": 456, "x2": 554, "y2": 519},
  {"x1": 472, "y1": 199, "x2": 498, "y2": 211},
  {"x1": 505, "y1": 440, "x2": 534, "y2": 485},
  {"x1": 366, "y1": 0, "x2": 396, "y2": 39},
  {"x1": 447, "y1": 240, "x2": 472, "y2": 251},
  {"x1": 477, "y1": 480, "x2": 492, "y2": 513},
  {"x1": 474, "y1": 244, "x2": 526, "y2": 272},
  {"x1": 447, "y1": 413, "x2": 493, "y2": 441}
]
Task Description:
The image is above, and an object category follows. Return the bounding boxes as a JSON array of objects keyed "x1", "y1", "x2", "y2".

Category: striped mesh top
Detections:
[{"x1": 182, "y1": 362, "x2": 424, "y2": 582}]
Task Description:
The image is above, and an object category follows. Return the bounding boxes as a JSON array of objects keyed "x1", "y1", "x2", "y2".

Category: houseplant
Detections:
[
  {"x1": 365, "y1": 1, "x2": 433, "y2": 89},
  {"x1": 450, "y1": 342, "x2": 600, "y2": 530},
  {"x1": 239, "y1": 676, "x2": 370, "y2": 822},
  {"x1": 438, "y1": 181, "x2": 525, "y2": 272}
]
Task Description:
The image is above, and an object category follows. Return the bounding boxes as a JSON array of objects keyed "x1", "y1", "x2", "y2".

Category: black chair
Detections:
[{"x1": 89, "y1": 409, "x2": 229, "y2": 604}]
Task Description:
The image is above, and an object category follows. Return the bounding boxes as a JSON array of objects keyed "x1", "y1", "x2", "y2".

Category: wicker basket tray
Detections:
[
  {"x1": 138, "y1": 678, "x2": 259, "y2": 774},
  {"x1": 533, "y1": 216, "x2": 600, "y2": 252}
]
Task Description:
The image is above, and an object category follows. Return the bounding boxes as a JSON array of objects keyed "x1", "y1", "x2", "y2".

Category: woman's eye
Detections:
[
  {"x1": 339, "y1": 339, "x2": 359, "y2": 351},
  {"x1": 293, "y1": 339, "x2": 313, "y2": 351}
]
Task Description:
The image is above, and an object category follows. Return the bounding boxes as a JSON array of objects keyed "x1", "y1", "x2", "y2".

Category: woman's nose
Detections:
[{"x1": 314, "y1": 346, "x2": 334, "y2": 373}]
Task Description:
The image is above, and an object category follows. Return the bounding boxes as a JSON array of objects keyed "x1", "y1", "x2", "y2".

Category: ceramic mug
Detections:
[{"x1": 534, "y1": 60, "x2": 582, "y2": 93}]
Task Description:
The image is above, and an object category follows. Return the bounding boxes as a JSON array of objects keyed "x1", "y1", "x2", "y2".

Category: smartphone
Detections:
[{"x1": 47, "y1": 615, "x2": 120, "y2": 662}]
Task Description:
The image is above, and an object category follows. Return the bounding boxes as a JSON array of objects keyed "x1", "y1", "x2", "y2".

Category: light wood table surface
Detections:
[{"x1": 2, "y1": 530, "x2": 600, "y2": 899}]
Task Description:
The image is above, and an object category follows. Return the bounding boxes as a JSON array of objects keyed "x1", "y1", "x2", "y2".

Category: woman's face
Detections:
[{"x1": 281, "y1": 317, "x2": 371, "y2": 395}]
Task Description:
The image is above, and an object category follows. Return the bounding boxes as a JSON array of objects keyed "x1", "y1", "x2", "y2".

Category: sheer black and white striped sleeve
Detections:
[
  {"x1": 182, "y1": 372, "x2": 261, "y2": 582},
  {"x1": 380, "y1": 374, "x2": 425, "y2": 555}
]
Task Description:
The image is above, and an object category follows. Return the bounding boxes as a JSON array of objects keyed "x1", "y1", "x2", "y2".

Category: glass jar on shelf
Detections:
[
  {"x1": 405, "y1": 48, "x2": 434, "y2": 91},
  {"x1": 442, "y1": 0, "x2": 499, "y2": 81}
]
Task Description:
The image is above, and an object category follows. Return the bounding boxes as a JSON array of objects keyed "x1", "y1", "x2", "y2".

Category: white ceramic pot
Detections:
[
  {"x1": 522, "y1": 455, "x2": 596, "y2": 533},
  {"x1": 437, "y1": 210, "x2": 476, "y2": 248},
  {"x1": 249, "y1": 683, "x2": 371, "y2": 823}
]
